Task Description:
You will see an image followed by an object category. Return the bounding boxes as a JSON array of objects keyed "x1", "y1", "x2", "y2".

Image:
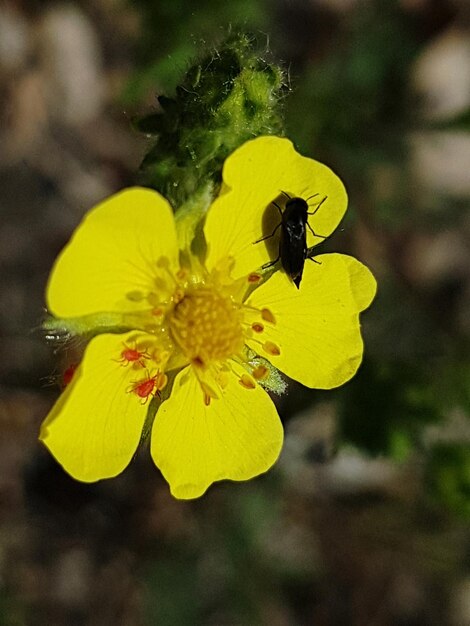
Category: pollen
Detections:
[{"x1": 169, "y1": 285, "x2": 244, "y2": 367}]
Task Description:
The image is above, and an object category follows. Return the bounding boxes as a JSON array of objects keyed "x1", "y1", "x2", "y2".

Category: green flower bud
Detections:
[{"x1": 135, "y1": 34, "x2": 286, "y2": 209}]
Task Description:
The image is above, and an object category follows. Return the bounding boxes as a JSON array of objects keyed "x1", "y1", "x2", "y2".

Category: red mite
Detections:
[
  {"x1": 62, "y1": 363, "x2": 77, "y2": 387},
  {"x1": 118, "y1": 343, "x2": 150, "y2": 367},
  {"x1": 129, "y1": 374, "x2": 159, "y2": 404}
]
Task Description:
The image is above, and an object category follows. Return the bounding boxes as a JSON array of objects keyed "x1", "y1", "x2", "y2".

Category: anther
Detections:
[
  {"x1": 126, "y1": 290, "x2": 145, "y2": 302},
  {"x1": 263, "y1": 341, "x2": 281, "y2": 356},
  {"x1": 173, "y1": 287, "x2": 185, "y2": 304},
  {"x1": 248, "y1": 273, "x2": 262, "y2": 283},
  {"x1": 155, "y1": 372, "x2": 168, "y2": 391},
  {"x1": 215, "y1": 370, "x2": 230, "y2": 389},
  {"x1": 261, "y1": 308, "x2": 276, "y2": 324},
  {"x1": 239, "y1": 374, "x2": 256, "y2": 389},
  {"x1": 154, "y1": 277, "x2": 168, "y2": 291},
  {"x1": 156, "y1": 256, "x2": 170, "y2": 269},
  {"x1": 153, "y1": 349, "x2": 170, "y2": 366},
  {"x1": 176, "y1": 268, "x2": 188, "y2": 281},
  {"x1": 200, "y1": 381, "x2": 219, "y2": 400},
  {"x1": 252, "y1": 365, "x2": 268, "y2": 380},
  {"x1": 251, "y1": 322, "x2": 264, "y2": 333}
]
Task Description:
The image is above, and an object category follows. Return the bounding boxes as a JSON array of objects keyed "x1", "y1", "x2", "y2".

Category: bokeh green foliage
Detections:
[
  {"x1": 143, "y1": 484, "x2": 291, "y2": 626},
  {"x1": 426, "y1": 444, "x2": 470, "y2": 518},
  {"x1": 124, "y1": 0, "x2": 269, "y2": 100}
]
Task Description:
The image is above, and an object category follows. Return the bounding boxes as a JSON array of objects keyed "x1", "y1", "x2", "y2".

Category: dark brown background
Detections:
[{"x1": 0, "y1": 0, "x2": 469, "y2": 624}]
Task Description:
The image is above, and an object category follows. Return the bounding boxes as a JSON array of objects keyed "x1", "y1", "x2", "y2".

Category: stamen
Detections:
[
  {"x1": 151, "y1": 256, "x2": 182, "y2": 296},
  {"x1": 155, "y1": 372, "x2": 168, "y2": 391},
  {"x1": 156, "y1": 256, "x2": 170, "y2": 269},
  {"x1": 153, "y1": 276, "x2": 170, "y2": 292},
  {"x1": 176, "y1": 268, "x2": 188, "y2": 281},
  {"x1": 173, "y1": 287, "x2": 185, "y2": 304},
  {"x1": 247, "y1": 272, "x2": 262, "y2": 284},
  {"x1": 153, "y1": 349, "x2": 170, "y2": 366},
  {"x1": 126, "y1": 290, "x2": 145, "y2": 302},
  {"x1": 241, "y1": 304, "x2": 276, "y2": 331},
  {"x1": 261, "y1": 308, "x2": 276, "y2": 324},
  {"x1": 239, "y1": 374, "x2": 256, "y2": 390},
  {"x1": 214, "y1": 369, "x2": 230, "y2": 389},
  {"x1": 263, "y1": 341, "x2": 281, "y2": 356},
  {"x1": 200, "y1": 380, "x2": 219, "y2": 400},
  {"x1": 252, "y1": 365, "x2": 269, "y2": 380},
  {"x1": 159, "y1": 256, "x2": 182, "y2": 285}
]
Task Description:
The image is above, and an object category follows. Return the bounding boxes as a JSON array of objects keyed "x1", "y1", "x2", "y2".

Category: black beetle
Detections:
[{"x1": 255, "y1": 193, "x2": 327, "y2": 289}]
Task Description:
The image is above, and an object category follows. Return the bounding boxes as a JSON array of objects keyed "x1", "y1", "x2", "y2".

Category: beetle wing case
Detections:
[{"x1": 280, "y1": 222, "x2": 307, "y2": 288}]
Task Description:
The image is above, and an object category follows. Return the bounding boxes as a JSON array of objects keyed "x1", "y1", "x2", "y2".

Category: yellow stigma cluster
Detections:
[{"x1": 169, "y1": 286, "x2": 244, "y2": 368}]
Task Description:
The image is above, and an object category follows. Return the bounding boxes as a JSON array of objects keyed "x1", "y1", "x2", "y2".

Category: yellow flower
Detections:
[{"x1": 40, "y1": 136, "x2": 376, "y2": 499}]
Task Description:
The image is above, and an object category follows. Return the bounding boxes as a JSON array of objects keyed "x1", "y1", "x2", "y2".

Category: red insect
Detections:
[
  {"x1": 62, "y1": 363, "x2": 78, "y2": 387},
  {"x1": 127, "y1": 371, "x2": 167, "y2": 404},
  {"x1": 117, "y1": 342, "x2": 150, "y2": 367}
]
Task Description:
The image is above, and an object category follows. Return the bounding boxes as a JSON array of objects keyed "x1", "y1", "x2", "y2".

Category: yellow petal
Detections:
[
  {"x1": 204, "y1": 136, "x2": 347, "y2": 278},
  {"x1": 47, "y1": 187, "x2": 178, "y2": 317},
  {"x1": 246, "y1": 254, "x2": 377, "y2": 389},
  {"x1": 150, "y1": 366, "x2": 283, "y2": 499},
  {"x1": 40, "y1": 332, "x2": 152, "y2": 481}
]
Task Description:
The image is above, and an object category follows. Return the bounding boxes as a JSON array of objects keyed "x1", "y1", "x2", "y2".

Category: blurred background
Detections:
[{"x1": 0, "y1": 0, "x2": 469, "y2": 624}]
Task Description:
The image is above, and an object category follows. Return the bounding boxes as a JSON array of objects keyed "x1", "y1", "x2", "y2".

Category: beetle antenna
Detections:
[{"x1": 305, "y1": 193, "x2": 319, "y2": 202}]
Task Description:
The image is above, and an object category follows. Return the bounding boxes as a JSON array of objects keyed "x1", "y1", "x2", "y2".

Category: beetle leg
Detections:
[
  {"x1": 307, "y1": 256, "x2": 322, "y2": 265},
  {"x1": 306, "y1": 245, "x2": 323, "y2": 265},
  {"x1": 254, "y1": 221, "x2": 282, "y2": 244},
  {"x1": 261, "y1": 254, "x2": 280, "y2": 269},
  {"x1": 272, "y1": 201, "x2": 283, "y2": 218},
  {"x1": 306, "y1": 221, "x2": 326, "y2": 239}
]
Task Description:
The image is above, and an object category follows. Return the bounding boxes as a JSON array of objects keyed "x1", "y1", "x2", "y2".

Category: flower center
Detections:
[{"x1": 169, "y1": 286, "x2": 244, "y2": 368}]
